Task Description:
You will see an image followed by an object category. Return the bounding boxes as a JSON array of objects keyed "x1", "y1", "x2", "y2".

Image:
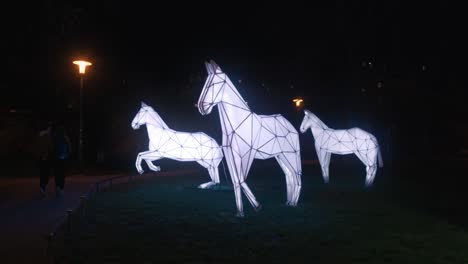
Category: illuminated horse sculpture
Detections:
[
  {"x1": 131, "y1": 102, "x2": 224, "y2": 189},
  {"x1": 300, "y1": 110, "x2": 383, "y2": 186},
  {"x1": 197, "y1": 60, "x2": 302, "y2": 217}
]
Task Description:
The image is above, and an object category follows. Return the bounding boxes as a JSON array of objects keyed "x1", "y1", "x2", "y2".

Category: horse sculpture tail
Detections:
[{"x1": 377, "y1": 146, "x2": 384, "y2": 168}]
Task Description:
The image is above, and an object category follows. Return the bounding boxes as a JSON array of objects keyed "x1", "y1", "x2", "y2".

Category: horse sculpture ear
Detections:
[
  {"x1": 141, "y1": 101, "x2": 148, "y2": 108},
  {"x1": 210, "y1": 60, "x2": 222, "y2": 73},
  {"x1": 304, "y1": 110, "x2": 310, "y2": 116},
  {"x1": 205, "y1": 61, "x2": 212, "y2": 75}
]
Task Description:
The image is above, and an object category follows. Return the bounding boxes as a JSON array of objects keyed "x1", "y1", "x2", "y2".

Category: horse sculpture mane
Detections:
[{"x1": 138, "y1": 102, "x2": 169, "y2": 129}]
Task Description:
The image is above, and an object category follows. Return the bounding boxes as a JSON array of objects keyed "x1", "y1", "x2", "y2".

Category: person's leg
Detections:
[
  {"x1": 54, "y1": 160, "x2": 65, "y2": 196},
  {"x1": 39, "y1": 160, "x2": 50, "y2": 193}
]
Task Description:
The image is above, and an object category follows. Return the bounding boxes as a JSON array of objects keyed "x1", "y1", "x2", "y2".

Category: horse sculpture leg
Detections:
[
  {"x1": 291, "y1": 153, "x2": 302, "y2": 206},
  {"x1": 224, "y1": 147, "x2": 260, "y2": 217},
  {"x1": 223, "y1": 148, "x2": 244, "y2": 217},
  {"x1": 276, "y1": 156, "x2": 292, "y2": 205},
  {"x1": 135, "y1": 150, "x2": 162, "y2": 174},
  {"x1": 354, "y1": 150, "x2": 377, "y2": 186},
  {"x1": 317, "y1": 149, "x2": 331, "y2": 183},
  {"x1": 365, "y1": 165, "x2": 377, "y2": 186},
  {"x1": 323, "y1": 152, "x2": 331, "y2": 183},
  {"x1": 241, "y1": 182, "x2": 261, "y2": 211},
  {"x1": 198, "y1": 166, "x2": 220, "y2": 189},
  {"x1": 277, "y1": 153, "x2": 302, "y2": 206},
  {"x1": 145, "y1": 159, "x2": 161, "y2": 172}
]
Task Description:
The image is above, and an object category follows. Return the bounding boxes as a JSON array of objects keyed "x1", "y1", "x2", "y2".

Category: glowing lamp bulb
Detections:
[
  {"x1": 73, "y1": 60, "x2": 92, "y2": 74},
  {"x1": 292, "y1": 98, "x2": 304, "y2": 107}
]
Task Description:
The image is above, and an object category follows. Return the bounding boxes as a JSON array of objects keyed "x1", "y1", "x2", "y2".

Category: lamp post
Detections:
[
  {"x1": 292, "y1": 98, "x2": 304, "y2": 114},
  {"x1": 73, "y1": 60, "x2": 92, "y2": 171}
]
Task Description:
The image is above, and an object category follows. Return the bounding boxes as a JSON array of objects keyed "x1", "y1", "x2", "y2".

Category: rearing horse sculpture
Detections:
[
  {"x1": 197, "y1": 60, "x2": 302, "y2": 217},
  {"x1": 131, "y1": 102, "x2": 224, "y2": 189}
]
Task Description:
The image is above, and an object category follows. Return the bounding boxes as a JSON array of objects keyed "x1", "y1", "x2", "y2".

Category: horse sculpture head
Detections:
[
  {"x1": 131, "y1": 102, "x2": 151, "y2": 129},
  {"x1": 300, "y1": 110, "x2": 327, "y2": 133},
  {"x1": 197, "y1": 60, "x2": 226, "y2": 115},
  {"x1": 131, "y1": 102, "x2": 169, "y2": 130}
]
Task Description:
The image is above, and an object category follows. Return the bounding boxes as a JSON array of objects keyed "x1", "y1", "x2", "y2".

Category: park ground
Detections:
[{"x1": 46, "y1": 157, "x2": 468, "y2": 264}]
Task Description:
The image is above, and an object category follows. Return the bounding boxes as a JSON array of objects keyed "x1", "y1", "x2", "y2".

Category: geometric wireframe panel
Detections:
[
  {"x1": 131, "y1": 102, "x2": 224, "y2": 189},
  {"x1": 300, "y1": 110, "x2": 383, "y2": 186},
  {"x1": 197, "y1": 60, "x2": 302, "y2": 217}
]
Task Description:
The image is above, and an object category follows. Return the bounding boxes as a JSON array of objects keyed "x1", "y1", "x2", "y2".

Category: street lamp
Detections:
[
  {"x1": 73, "y1": 60, "x2": 92, "y2": 171},
  {"x1": 292, "y1": 98, "x2": 304, "y2": 117},
  {"x1": 292, "y1": 98, "x2": 304, "y2": 107}
]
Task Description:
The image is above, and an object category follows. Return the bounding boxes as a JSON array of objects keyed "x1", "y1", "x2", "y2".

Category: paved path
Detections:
[
  {"x1": 0, "y1": 173, "x2": 122, "y2": 264},
  {"x1": 0, "y1": 168, "x2": 199, "y2": 264}
]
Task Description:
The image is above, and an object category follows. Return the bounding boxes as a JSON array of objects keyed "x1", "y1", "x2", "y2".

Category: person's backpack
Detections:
[
  {"x1": 55, "y1": 142, "x2": 69, "y2": 160},
  {"x1": 53, "y1": 127, "x2": 70, "y2": 160}
]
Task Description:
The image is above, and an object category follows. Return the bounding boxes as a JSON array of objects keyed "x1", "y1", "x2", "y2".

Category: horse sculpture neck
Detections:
[
  {"x1": 215, "y1": 74, "x2": 251, "y2": 135},
  {"x1": 219, "y1": 74, "x2": 250, "y2": 111},
  {"x1": 145, "y1": 109, "x2": 170, "y2": 132},
  {"x1": 307, "y1": 114, "x2": 329, "y2": 138}
]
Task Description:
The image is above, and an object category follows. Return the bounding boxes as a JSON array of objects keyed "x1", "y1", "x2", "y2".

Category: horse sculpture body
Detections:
[
  {"x1": 300, "y1": 110, "x2": 383, "y2": 186},
  {"x1": 197, "y1": 60, "x2": 302, "y2": 217},
  {"x1": 131, "y1": 102, "x2": 223, "y2": 189}
]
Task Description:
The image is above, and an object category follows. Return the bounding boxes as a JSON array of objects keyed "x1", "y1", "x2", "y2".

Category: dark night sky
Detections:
[
  {"x1": 2, "y1": 1, "x2": 462, "y2": 88},
  {"x1": 0, "y1": 1, "x2": 466, "y2": 160}
]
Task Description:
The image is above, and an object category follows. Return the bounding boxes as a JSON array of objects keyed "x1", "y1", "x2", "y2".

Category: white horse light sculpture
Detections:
[
  {"x1": 131, "y1": 102, "x2": 224, "y2": 189},
  {"x1": 197, "y1": 60, "x2": 302, "y2": 217},
  {"x1": 300, "y1": 110, "x2": 383, "y2": 186}
]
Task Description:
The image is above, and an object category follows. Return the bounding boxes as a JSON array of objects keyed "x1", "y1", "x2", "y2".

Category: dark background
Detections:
[{"x1": 0, "y1": 1, "x2": 466, "y2": 174}]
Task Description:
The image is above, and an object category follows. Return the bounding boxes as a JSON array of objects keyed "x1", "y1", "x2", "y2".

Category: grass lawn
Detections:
[{"x1": 53, "y1": 161, "x2": 468, "y2": 263}]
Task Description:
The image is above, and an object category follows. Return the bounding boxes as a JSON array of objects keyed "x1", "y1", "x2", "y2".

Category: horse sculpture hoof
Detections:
[
  {"x1": 198, "y1": 182, "x2": 213, "y2": 189},
  {"x1": 254, "y1": 204, "x2": 262, "y2": 212},
  {"x1": 235, "y1": 211, "x2": 245, "y2": 218}
]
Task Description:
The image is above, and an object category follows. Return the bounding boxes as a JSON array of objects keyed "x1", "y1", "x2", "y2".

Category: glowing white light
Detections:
[
  {"x1": 293, "y1": 98, "x2": 304, "y2": 107},
  {"x1": 131, "y1": 102, "x2": 224, "y2": 189},
  {"x1": 198, "y1": 60, "x2": 302, "y2": 217},
  {"x1": 73, "y1": 60, "x2": 92, "y2": 74},
  {"x1": 300, "y1": 110, "x2": 383, "y2": 186}
]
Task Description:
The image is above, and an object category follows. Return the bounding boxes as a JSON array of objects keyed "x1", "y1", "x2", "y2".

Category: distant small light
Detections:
[
  {"x1": 377, "y1": 82, "x2": 383, "y2": 88},
  {"x1": 361, "y1": 88, "x2": 366, "y2": 92},
  {"x1": 292, "y1": 98, "x2": 304, "y2": 107},
  {"x1": 238, "y1": 79, "x2": 242, "y2": 83},
  {"x1": 422, "y1": 65, "x2": 427, "y2": 71}
]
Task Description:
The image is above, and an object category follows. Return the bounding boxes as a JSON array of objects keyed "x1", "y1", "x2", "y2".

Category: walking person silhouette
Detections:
[{"x1": 36, "y1": 120, "x2": 71, "y2": 198}]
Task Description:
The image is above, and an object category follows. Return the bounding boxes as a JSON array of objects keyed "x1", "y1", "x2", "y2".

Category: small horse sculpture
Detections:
[
  {"x1": 131, "y1": 102, "x2": 223, "y2": 189},
  {"x1": 197, "y1": 60, "x2": 302, "y2": 217},
  {"x1": 300, "y1": 110, "x2": 383, "y2": 186}
]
